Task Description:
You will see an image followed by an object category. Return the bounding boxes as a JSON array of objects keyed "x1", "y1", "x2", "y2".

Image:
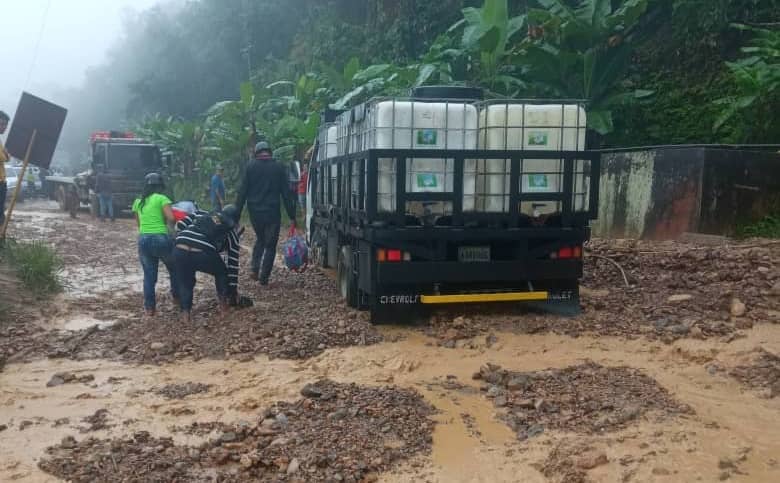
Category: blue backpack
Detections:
[{"x1": 283, "y1": 227, "x2": 309, "y2": 271}]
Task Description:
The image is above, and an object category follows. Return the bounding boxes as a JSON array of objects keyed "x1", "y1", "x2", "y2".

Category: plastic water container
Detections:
[
  {"x1": 479, "y1": 104, "x2": 586, "y2": 151},
  {"x1": 345, "y1": 100, "x2": 479, "y2": 212},
  {"x1": 473, "y1": 103, "x2": 587, "y2": 214},
  {"x1": 365, "y1": 100, "x2": 478, "y2": 150},
  {"x1": 317, "y1": 124, "x2": 338, "y2": 160}
]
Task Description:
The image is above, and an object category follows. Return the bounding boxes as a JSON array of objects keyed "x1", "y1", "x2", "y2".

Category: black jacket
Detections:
[{"x1": 235, "y1": 157, "x2": 296, "y2": 223}]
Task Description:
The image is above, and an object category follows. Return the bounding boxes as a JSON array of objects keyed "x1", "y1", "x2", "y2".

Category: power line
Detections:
[{"x1": 24, "y1": 0, "x2": 54, "y2": 88}]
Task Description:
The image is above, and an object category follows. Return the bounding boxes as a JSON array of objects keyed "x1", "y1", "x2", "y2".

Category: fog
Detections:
[{"x1": 0, "y1": 0, "x2": 161, "y2": 110}]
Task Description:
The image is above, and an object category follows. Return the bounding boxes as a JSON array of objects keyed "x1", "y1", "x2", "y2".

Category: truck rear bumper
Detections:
[{"x1": 420, "y1": 291, "x2": 549, "y2": 304}]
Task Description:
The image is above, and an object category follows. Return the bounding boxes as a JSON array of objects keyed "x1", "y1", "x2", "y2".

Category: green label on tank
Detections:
[
  {"x1": 528, "y1": 131, "x2": 548, "y2": 146},
  {"x1": 416, "y1": 173, "x2": 438, "y2": 189},
  {"x1": 528, "y1": 174, "x2": 549, "y2": 190},
  {"x1": 417, "y1": 129, "x2": 438, "y2": 145}
]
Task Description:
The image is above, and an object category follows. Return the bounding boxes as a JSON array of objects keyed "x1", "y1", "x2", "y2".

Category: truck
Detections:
[
  {"x1": 306, "y1": 86, "x2": 600, "y2": 323},
  {"x1": 47, "y1": 131, "x2": 163, "y2": 215}
]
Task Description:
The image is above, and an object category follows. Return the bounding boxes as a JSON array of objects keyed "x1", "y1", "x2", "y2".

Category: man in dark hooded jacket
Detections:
[{"x1": 235, "y1": 142, "x2": 297, "y2": 285}]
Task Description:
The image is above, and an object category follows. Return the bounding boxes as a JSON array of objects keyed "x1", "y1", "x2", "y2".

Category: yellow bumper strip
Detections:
[{"x1": 420, "y1": 291, "x2": 549, "y2": 304}]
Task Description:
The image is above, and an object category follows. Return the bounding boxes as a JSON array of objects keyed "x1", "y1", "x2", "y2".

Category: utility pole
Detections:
[{"x1": 241, "y1": 0, "x2": 253, "y2": 81}]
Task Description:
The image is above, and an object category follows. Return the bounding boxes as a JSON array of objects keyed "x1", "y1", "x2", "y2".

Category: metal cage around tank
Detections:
[{"x1": 309, "y1": 147, "x2": 600, "y2": 231}]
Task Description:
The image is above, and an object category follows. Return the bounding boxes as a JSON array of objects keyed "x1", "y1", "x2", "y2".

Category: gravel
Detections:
[
  {"x1": 156, "y1": 382, "x2": 212, "y2": 400},
  {"x1": 38, "y1": 266, "x2": 383, "y2": 364},
  {"x1": 425, "y1": 239, "x2": 780, "y2": 345},
  {"x1": 727, "y1": 347, "x2": 780, "y2": 398},
  {"x1": 473, "y1": 362, "x2": 692, "y2": 438},
  {"x1": 39, "y1": 380, "x2": 436, "y2": 482}
]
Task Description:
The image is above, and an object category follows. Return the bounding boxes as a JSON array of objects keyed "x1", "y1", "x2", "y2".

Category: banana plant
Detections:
[
  {"x1": 448, "y1": 0, "x2": 527, "y2": 94},
  {"x1": 518, "y1": 0, "x2": 654, "y2": 134},
  {"x1": 713, "y1": 24, "x2": 780, "y2": 140}
]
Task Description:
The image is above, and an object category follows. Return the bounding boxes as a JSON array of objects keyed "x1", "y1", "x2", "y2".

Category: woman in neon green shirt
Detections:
[{"x1": 132, "y1": 173, "x2": 178, "y2": 316}]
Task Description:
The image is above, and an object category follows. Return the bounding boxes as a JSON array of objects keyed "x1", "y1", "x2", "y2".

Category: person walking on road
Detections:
[
  {"x1": 95, "y1": 166, "x2": 115, "y2": 222},
  {"x1": 235, "y1": 142, "x2": 297, "y2": 285},
  {"x1": 0, "y1": 110, "x2": 11, "y2": 226},
  {"x1": 173, "y1": 204, "x2": 243, "y2": 322},
  {"x1": 132, "y1": 172, "x2": 179, "y2": 316},
  {"x1": 210, "y1": 165, "x2": 226, "y2": 211}
]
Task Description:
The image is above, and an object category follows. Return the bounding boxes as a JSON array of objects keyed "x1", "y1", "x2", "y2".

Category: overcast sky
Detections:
[{"x1": 0, "y1": 0, "x2": 161, "y2": 113}]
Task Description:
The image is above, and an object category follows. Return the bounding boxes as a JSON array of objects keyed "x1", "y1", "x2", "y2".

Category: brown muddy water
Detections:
[
  {"x1": 3, "y1": 327, "x2": 780, "y2": 482},
  {"x1": 2, "y1": 201, "x2": 779, "y2": 482}
]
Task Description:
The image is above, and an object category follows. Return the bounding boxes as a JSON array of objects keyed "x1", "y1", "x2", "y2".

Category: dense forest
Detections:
[{"x1": 55, "y1": 0, "x2": 779, "y2": 197}]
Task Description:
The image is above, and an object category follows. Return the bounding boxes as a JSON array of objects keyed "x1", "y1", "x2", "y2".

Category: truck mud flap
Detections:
[{"x1": 526, "y1": 289, "x2": 581, "y2": 317}]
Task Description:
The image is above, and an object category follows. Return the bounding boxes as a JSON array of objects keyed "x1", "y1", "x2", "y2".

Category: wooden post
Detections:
[{"x1": 1, "y1": 129, "x2": 37, "y2": 240}]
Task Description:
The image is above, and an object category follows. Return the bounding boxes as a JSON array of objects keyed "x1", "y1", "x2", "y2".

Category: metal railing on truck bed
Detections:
[{"x1": 310, "y1": 148, "x2": 600, "y2": 232}]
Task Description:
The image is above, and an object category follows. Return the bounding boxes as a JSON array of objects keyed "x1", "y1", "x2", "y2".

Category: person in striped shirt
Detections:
[{"x1": 173, "y1": 204, "x2": 242, "y2": 322}]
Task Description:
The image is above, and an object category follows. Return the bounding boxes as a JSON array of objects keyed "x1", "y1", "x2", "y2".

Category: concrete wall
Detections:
[{"x1": 593, "y1": 147, "x2": 780, "y2": 239}]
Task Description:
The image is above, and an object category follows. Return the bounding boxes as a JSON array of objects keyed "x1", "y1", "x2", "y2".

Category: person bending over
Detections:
[{"x1": 173, "y1": 204, "x2": 242, "y2": 322}]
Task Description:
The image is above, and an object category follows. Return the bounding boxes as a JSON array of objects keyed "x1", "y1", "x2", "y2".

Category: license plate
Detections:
[{"x1": 458, "y1": 246, "x2": 490, "y2": 262}]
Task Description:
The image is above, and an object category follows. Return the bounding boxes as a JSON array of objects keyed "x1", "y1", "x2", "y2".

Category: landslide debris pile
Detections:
[
  {"x1": 40, "y1": 381, "x2": 436, "y2": 482},
  {"x1": 156, "y1": 382, "x2": 212, "y2": 400},
  {"x1": 726, "y1": 347, "x2": 780, "y2": 398},
  {"x1": 425, "y1": 239, "x2": 779, "y2": 344},
  {"x1": 541, "y1": 440, "x2": 609, "y2": 483},
  {"x1": 580, "y1": 239, "x2": 779, "y2": 339},
  {"x1": 473, "y1": 362, "x2": 691, "y2": 439},
  {"x1": 0, "y1": 312, "x2": 46, "y2": 369},
  {"x1": 46, "y1": 268, "x2": 382, "y2": 364}
]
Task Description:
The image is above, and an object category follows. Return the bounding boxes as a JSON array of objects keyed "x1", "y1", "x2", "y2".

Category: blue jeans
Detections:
[
  {"x1": 138, "y1": 234, "x2": 178, "y2": 310},
  {"x1": 98, "y1": 194, "x2": 114, "y2": 220},
  {"x1": 173, "y1": 247, "x2": 229, "y2": 311}
]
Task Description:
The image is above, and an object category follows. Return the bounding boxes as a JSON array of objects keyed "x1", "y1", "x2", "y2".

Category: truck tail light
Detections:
[
  {"x1": 551, "y1": 246, "x2": 582, "y2": 260},
  {"x1": 377, "y1": 248, "x2": 410, "y2": 263},
  {"x1": 387, "y1": 249, "x2": 402, "y2": 262}
]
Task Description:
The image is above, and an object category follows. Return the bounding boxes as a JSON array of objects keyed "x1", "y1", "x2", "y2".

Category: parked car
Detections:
[{"x1": 4, "y1": 164, "x2": 25, "y2": 202}]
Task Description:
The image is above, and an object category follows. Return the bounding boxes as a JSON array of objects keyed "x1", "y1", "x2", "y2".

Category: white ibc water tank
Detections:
[
  {"x1": 317, "y1": 124, "x2": 338, "y2": 160},
  {"x1": 479, "y1": 104, "x2": 586, "y2": 151},
  {"x1": 367, "y1": 101, "x2": 478, "y2": 150},
  {"x1": 474, "y1": 103, "x2": 587, "y2": 214},
  {"x1": 344, "y1": 100, "x2": 479, "y2": 211}
]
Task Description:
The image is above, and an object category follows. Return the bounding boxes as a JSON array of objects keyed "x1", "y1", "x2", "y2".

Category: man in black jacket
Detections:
[{"x1": 236, "y1": 142, "x2": 297, "y2": 285}]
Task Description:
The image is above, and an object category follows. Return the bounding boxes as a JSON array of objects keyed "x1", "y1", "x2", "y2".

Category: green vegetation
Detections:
[
  {"x1": 737, "y1": 214, "x2": 780, "y2": 239},
  {"x1": 52, "y1": 0, "x2": 779, "y2": 178},
  {"x1": 714, "y1": 24, "x2": 780, "y2": 142},
  {"x1": 0, "y1": 240, "x2": 63, "y2": 295}
]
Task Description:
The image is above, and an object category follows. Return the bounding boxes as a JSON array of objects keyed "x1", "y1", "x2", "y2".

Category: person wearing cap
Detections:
[
  {"x1": 235, "y1": 142, "x2": 297, "y2": 285},
  {"x1": 0, "y1": 110, "x2": 10, "y2": 226},
  {"x1": 210, "y1": 165, "x2": 226, "y2": 211},
  {"x1": 236, "y1": 141, "x2": 296, "y2": 285},
  {"x1": 132, "y1": 172, "x2": 179, "y2": 316},
  {"x1": 173, "y1": 204, "x2": 244, "y2": 322}
]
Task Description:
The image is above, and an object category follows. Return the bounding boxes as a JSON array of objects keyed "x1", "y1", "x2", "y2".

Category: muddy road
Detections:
[{"x1": 1, "y1": 200, "x2": 779, "y2": 482}]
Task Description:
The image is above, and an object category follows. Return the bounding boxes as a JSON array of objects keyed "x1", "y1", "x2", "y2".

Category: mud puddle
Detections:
[
  {"x1": 7, "y1": 201, "x2": 145, "y2": 300},
  {"x1": 3, "y1": 326, "x2": 780, "y2": 481},
  {"x1": 60, "y1": 316, "x2": 117, "y2": 332}
]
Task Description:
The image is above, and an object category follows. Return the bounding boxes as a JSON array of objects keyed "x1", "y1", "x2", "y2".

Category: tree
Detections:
[
  {"x1": 714, "y1": 24, "x2": 780, "y2": 142},
  {"x1": 517, "y1": 0, "x2": 654, "y2": 134}
]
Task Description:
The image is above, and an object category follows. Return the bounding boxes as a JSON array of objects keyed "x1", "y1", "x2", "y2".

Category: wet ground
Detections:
[{"x1": 1, "y1": 200, "x2": 779, "y2": 482}]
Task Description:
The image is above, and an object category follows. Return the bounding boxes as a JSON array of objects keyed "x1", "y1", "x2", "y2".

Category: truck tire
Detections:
[
  {"x1": 56, "y1": 186, "x2": 68, "y2": 211},
  {"x1": 89, "y1": 194, "x2": 99, "y2": 218},
  {"x1": 338, "y1": 246, "x2": 358, "y2": 308}
]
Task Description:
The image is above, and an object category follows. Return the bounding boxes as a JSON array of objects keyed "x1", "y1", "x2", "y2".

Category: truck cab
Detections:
[{"x1": 86, "y1": 131, "x2": 163, "y2": 214}]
